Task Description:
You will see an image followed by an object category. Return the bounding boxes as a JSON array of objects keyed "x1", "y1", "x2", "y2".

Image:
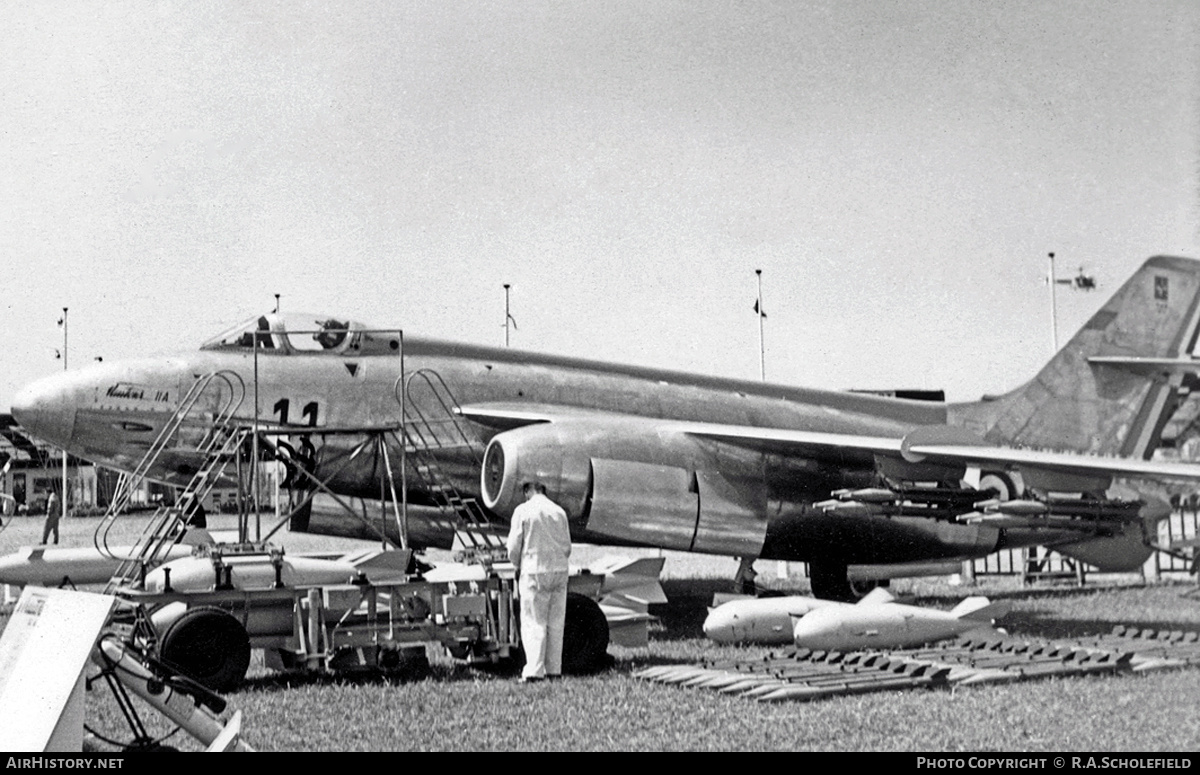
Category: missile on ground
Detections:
[
  {"x1": 704, "y1": 588, "x2": 1011, "y2": 651},
  {"x1": 791, "y1": 594, "x2": 1011, "y2": 651}
]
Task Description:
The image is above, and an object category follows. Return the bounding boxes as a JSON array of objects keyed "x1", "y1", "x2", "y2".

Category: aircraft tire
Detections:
[
  {"x1": 159, "y1": 606, "x2": 251, "y2": 693},
  {"x1": 848, "y1": 576, "x2": 890, "y2": 599},
  {"x1": 562, "y1": 592, "x2": 610, "y2": 674},
  {"x1": 979, "y1": 471, "x2": 1019, "y2": 501},
  {"x1": 809, "y1": 561, "x2": 855, "y2": 602}
]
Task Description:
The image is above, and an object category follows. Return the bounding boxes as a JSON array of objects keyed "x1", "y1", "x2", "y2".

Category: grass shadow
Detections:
[
  {"x1": 998, "y1": 608, "x2": 1200, "y2": 641},
  {"x1": 910, "y1": 584, "x2": 1135, "y2": 605},
  {"x1": 239, "y1": 659, "x2": 508, "y2": 693},
  {"x1": 647, "y1": 579, "x2": 722, "y2": 643},
  {"x1": 649, "y1": 577, "x2": 810, "y2": 642},
  {"x1": 238, "y1": 649, "x2": 623, "y2": 693}
]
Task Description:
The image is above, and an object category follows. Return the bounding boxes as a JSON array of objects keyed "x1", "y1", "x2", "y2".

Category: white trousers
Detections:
[{"x1": 518, "y1": 570, "x2": 568, "y2": 678}]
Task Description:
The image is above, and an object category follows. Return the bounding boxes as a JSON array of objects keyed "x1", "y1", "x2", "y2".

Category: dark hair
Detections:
[{"x1": 522, "y1": 481, "x2": 547, "y2": 495}]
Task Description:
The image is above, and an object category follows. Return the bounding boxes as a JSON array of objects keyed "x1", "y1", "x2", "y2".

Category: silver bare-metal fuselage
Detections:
[
  {"x1": 11, "y1": 332, "x2": 1015, "y2": 566},
  {"x1": 17, "y1": 257, "x2": 1200, "y2": 584}
]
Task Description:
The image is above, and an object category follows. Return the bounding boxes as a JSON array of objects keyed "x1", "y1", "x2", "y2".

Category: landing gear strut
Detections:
[{"x1": 733, "y1": 557, "x2": 758, "y2": 595}]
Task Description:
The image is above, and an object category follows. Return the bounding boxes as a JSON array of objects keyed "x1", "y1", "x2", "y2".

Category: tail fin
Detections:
[
  {"x1": 952, "y1": 256, "x2": 1200, "y2": 459},
  {"x1": 950, "y1": 596, "x2": 1012, "y2": 622},
  {"x1": 591, "y1": 555, "x2": 669, "y2": 606},
  {"x1": 853, "y1": 587, "x2": 896, "y2": 606}
]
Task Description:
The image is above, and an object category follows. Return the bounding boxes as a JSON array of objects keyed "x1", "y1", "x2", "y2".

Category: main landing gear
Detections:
[{"x1": 808, "y1": 561, "x2": 887, "y2": 603}]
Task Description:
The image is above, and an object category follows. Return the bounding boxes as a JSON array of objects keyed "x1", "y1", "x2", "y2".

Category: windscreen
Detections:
[{"x1": 200, "y1": 313, "x2": 399, "y2": 355}]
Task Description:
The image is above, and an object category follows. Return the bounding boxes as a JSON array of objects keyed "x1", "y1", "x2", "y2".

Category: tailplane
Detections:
[{"x1": 951, "y1": 256, "x2": 1200, "y2": 460}]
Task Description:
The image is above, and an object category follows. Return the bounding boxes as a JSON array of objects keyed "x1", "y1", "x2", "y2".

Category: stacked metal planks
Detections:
[{"x1": 633, "y1": 627, "x2": 1200, "y2": 702}]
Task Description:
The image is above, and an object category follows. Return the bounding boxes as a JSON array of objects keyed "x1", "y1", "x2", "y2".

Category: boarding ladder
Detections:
[
  {"x1": 396, "y1": 369, "x2": 507, "y2": 560},
  {"x1": 99, "y1": 371, "x2": 249, "y2": 592}
]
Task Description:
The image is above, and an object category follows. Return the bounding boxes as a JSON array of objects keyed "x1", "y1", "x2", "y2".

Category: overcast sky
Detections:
[{"x1": 2, "y1": 0, "x2": 1198, "y2": 409}]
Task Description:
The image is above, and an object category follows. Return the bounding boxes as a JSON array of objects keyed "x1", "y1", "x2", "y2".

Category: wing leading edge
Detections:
[{"x1": 459, "y1": 402, "x2": 1200, "y2": 490}]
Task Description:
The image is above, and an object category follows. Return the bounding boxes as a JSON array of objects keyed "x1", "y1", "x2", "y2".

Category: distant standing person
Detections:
[
  {"x1": 42, "y1": 491, "x2": 61, "y2": 545},
  {"x1": 506, "y1": 481, "x2": 572, "y2": 683}
]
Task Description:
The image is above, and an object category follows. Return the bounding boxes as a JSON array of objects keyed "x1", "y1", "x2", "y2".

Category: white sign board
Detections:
[{"x1": 0, "y1": 586, "x2": 115, "y2": 752}]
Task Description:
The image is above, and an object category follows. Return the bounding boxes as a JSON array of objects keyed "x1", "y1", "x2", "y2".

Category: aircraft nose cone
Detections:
[{"x1": 11, "y1": 373, "x2": 78, "y2": 449}]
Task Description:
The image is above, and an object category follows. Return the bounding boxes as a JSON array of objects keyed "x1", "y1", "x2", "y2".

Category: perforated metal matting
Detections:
[{"x1": 633, "y1": 626, "x2": 1200, "y2": 703}]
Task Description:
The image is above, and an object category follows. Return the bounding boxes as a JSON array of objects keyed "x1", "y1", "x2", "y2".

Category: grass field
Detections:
[{"x1": 3, "y1": 513, "x2": 1200, "y2": 751}]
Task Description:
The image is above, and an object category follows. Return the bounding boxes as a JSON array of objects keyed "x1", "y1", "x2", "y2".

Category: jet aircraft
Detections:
[{"x1": 12, "y1": 255, "x2": 1200, "y2": 600}]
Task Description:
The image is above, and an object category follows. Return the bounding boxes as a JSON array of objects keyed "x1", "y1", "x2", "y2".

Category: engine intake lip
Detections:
[{"x1": 481, "y1": 439, "x2": 506, "y2": 507}]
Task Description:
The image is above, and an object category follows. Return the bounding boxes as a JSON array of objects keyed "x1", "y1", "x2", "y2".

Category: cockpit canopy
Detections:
[{"x1": 200, "y1": 313, "x2": 401, "y2": 356}]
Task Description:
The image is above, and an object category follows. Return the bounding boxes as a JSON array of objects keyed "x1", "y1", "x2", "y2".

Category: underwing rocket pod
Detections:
[
  {"x1": 703, "y1": 594, "x2": 841, "y2": 644},
  {"x1": 790, "y1": 593, "x2": 1011, "y2": 651}
]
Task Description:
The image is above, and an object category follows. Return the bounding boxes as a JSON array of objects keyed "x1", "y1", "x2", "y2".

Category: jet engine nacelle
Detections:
[
  {"x1": 481, "y1": 421, "x2": 594, "y2": 522},
  {"x1": 480, "y1": 420, "x2": 768, "y2": 556}
]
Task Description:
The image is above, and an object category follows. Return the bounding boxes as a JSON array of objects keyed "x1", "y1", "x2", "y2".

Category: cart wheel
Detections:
[
  {"x1": 159, "y1": 606, "x2": 251, "y2": 693},
  {"x1": 562, "y1": 593, "x2": 609, "y2": 674},
  {"x1": 378, "y1": 644, "x2": 431, "y2": 678}
]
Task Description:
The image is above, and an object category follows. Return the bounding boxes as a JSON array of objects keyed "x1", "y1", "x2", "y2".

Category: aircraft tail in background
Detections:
[{"x1": 951, "y1": 255, "x2": 1200, "y2": 462}]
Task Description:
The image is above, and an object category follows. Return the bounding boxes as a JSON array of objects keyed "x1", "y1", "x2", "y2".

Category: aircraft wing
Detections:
[
  {"x1": 901, "y1": 442, "x2": 1200, "y2": 483},
  {"x1": 681, "y1": 421, "x2": 1200, "y2": 489},
  {"x1": 463, "y1": 402, "x2": 1200, "y2": 488},
  {"x1": 679, "y1": 423, "x2": 903, "y2": 456},
  {"x1": 461, "y1": 402, "x2": 904, "y2": 451}
]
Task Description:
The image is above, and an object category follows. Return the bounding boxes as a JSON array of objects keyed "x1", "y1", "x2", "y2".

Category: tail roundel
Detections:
[{"x1": 951, "y1": 255, "x2": 1200, "y2": 460}]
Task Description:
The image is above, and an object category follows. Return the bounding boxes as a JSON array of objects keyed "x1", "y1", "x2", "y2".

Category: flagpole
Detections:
[
  {"x1": 752, "y1": 270, "x2": 786, "y2": 582},
  {"x1": 1048, "y1": 252, "x2": 1059, "y2": 354},
  {"x1": 756, "y1": 269, "x2": 765, "y2": 381},
  {"x1": 504, "y1": 284, "x2": 511, "y2": 347},
  {"x1": 61, "y1": 307, "x2": 68, "y2": 525}
]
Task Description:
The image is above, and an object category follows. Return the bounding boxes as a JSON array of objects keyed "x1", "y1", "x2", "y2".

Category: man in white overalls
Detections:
[{"x1": 506, "y1": 481, "x2": 572, "y2": 682}]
